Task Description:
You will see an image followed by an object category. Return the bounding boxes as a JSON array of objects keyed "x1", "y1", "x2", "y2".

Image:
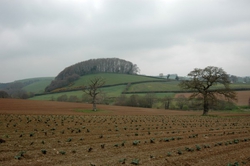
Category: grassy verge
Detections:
[{"x1": 75, "y1": 109, "x2": 110, "y2": 114}]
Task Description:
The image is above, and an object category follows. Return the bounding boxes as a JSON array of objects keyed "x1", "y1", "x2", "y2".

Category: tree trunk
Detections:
[
  {"x1": 92, "y1": 96, "x2": 97, "y2": 111},
  {"x1": 202, "y1": 97, "x2": 209, "y2": 115},
  {"x1": 93, "y1": 103, "x2": 97, "y2": 111}
]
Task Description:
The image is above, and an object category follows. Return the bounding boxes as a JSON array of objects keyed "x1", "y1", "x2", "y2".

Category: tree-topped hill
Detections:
[{"x1": 45, "y1": 58, "x2": 140, "y2": 92}]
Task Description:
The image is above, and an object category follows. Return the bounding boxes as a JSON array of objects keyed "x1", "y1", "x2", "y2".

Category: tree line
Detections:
[
  {"x1": 52, "y1": 92, "x2": 237, "y2": 111},
  {"x1": 45, "y1": 58, "x2": 140, "y2": 92}
]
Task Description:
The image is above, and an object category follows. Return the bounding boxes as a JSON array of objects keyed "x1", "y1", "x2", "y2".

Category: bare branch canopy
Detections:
[
  {"x1": 179, "y1": 66, "x2": 237, "y2": 115},
  {"x1": 82, "y1": 77, "x2": 106, "y2": 111}
]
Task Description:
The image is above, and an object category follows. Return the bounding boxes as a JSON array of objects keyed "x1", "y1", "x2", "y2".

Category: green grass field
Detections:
[
  {"x1": 30, "y1": 84, "x2": 175, "y2": 101},
  {"x1": 29, "y1": 73, "x2": 250, "y2": 103},
  {"x1": 71, "y1": 73, "x2": 164, "y2": 88},
  {"x1": 128, "y1": 81, "x2": 181, "y2": 92},
  {"x1": 22, "y1": 78, "x2": 54, "y2": 93}
]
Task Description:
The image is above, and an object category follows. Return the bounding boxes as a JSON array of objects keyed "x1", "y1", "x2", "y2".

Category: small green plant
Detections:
[
  {"x1": 66, "y1": 138, "x2": 72, "y2": 142},
  {"x1": 233, "y1": 139, "x2": 239, "y2": 144},
  {"x1": 131, "y1": 158, "x2": 140, "y2": 165},
  {"x1": 133, "y1": 140, "x2": 140, "y2": 145},
  {"x1": 150, "y1": 138, "x2": 155, "y2": 143},
  {"x1": 164, "y1": 138, "x2": 170, "y2": 142},
  {"x1": 185, "y1": 147, "x2": 194, "y2": 152},
  {"x1": 14, "y1": 155, "x2": 21, "y2": 160},
  {"x1": 167, "y1": 152, "x2": 172, "y2": 156},
  {"x1": 203, "y1": 144, "x2": 211, "y2": 148},
  {"x1": 41, "y1": 149, "x2": 47, "y2": 154},
  {"x1": 177, "y1": 149, "x2": 183, "y2": 155},
  {"x1": 177, "y1": 137, "x2": 183, "y2": 140},
  {"x1": 88, "y1": 147, "x2": 93, "y2": 152},
  {"x1": 59, "y1": 151, "x2": 66, "y2": 155},
  {"x1": 119, "y1": 158, "x2": 126, "y2": 164},
  {"x1": 227, "y1": 161, "x2": 240, "y2": 166},
  {"x1": 196, "y1": 145, "x2": 201, "y2": 151},
  {"x1": 14, "y1": 151, "x2": 26, "y2": 160},
  {"x1": 90, "y1": 162, "x2": 96, "y2": 166}
]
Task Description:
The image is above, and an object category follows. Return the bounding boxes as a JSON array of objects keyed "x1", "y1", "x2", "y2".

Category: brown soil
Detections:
[
  {"x1": 0, "y1": 99, "x2": 202, "y2": 116},
  {"x1": 0, "y1": 99, "x2": 250, "y2": 166}
]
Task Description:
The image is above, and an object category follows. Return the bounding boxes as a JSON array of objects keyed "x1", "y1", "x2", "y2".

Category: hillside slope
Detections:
[
  {"x1": 45, "y1": 58, "x2": 140, "y2": 92},
  {"x1": 0, "y1": 77, "x2": 54, "y2": 94},
  {"x1": 21, "y1": 77, "x2": 54, "y2": 93}
]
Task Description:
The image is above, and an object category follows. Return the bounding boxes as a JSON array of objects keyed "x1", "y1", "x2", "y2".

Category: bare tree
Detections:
[
  {"x1": 82, "y1": 77, "x2": 105, "y2": 111},
  {"x1": 179, "y1": 66, "x2": 237, "y2": 115}
]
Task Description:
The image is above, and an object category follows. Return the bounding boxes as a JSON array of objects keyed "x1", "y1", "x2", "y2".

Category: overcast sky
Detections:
[{"x1": 1, "y1": 0, "x2": 250, "y2": 83}]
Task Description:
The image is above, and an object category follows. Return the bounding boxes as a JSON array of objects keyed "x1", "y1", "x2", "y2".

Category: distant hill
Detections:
[
  {"x1": 20, "y1": 77, "x2": 54, "y2": 93},
  {"x1": 47, "y1": 73, "x2": 166, "y2": 93},
  {"x1": 45, "y1": 58, "x2": 140, "y2": 92},
  {"x1": 30, "y1": 73, "x2": 250, "y2": 106},
  {"x1": 0, "y1": 77, "x2": 54, "y2": 95},
  {"x1": 31, "y1": 73, "x2": 172, "y2": 101}
]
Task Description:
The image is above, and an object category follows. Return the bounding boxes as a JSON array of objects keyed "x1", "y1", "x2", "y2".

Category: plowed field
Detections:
[{"x1": 0, "y1": 99, "x2": 250, "y2": 166}]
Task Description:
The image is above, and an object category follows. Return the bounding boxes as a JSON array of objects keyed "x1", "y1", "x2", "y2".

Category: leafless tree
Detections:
[{"x1": 82, "y1": 77, "x2": 106, "y2": 111}]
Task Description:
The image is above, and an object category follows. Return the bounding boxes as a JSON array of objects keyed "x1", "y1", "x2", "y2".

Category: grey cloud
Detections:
[{"x1": 0, "y1": 0, "x2": 250, "y2": 82}]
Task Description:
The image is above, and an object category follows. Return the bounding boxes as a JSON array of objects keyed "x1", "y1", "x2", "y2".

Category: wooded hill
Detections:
[{"x1": 45, "y1": 58, "x2": 139, "y2": 92}]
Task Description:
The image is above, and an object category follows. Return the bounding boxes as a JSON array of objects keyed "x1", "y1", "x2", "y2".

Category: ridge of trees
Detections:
[{"x1": 45, "y1": 58, "x2": 140, "y2": 92}]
